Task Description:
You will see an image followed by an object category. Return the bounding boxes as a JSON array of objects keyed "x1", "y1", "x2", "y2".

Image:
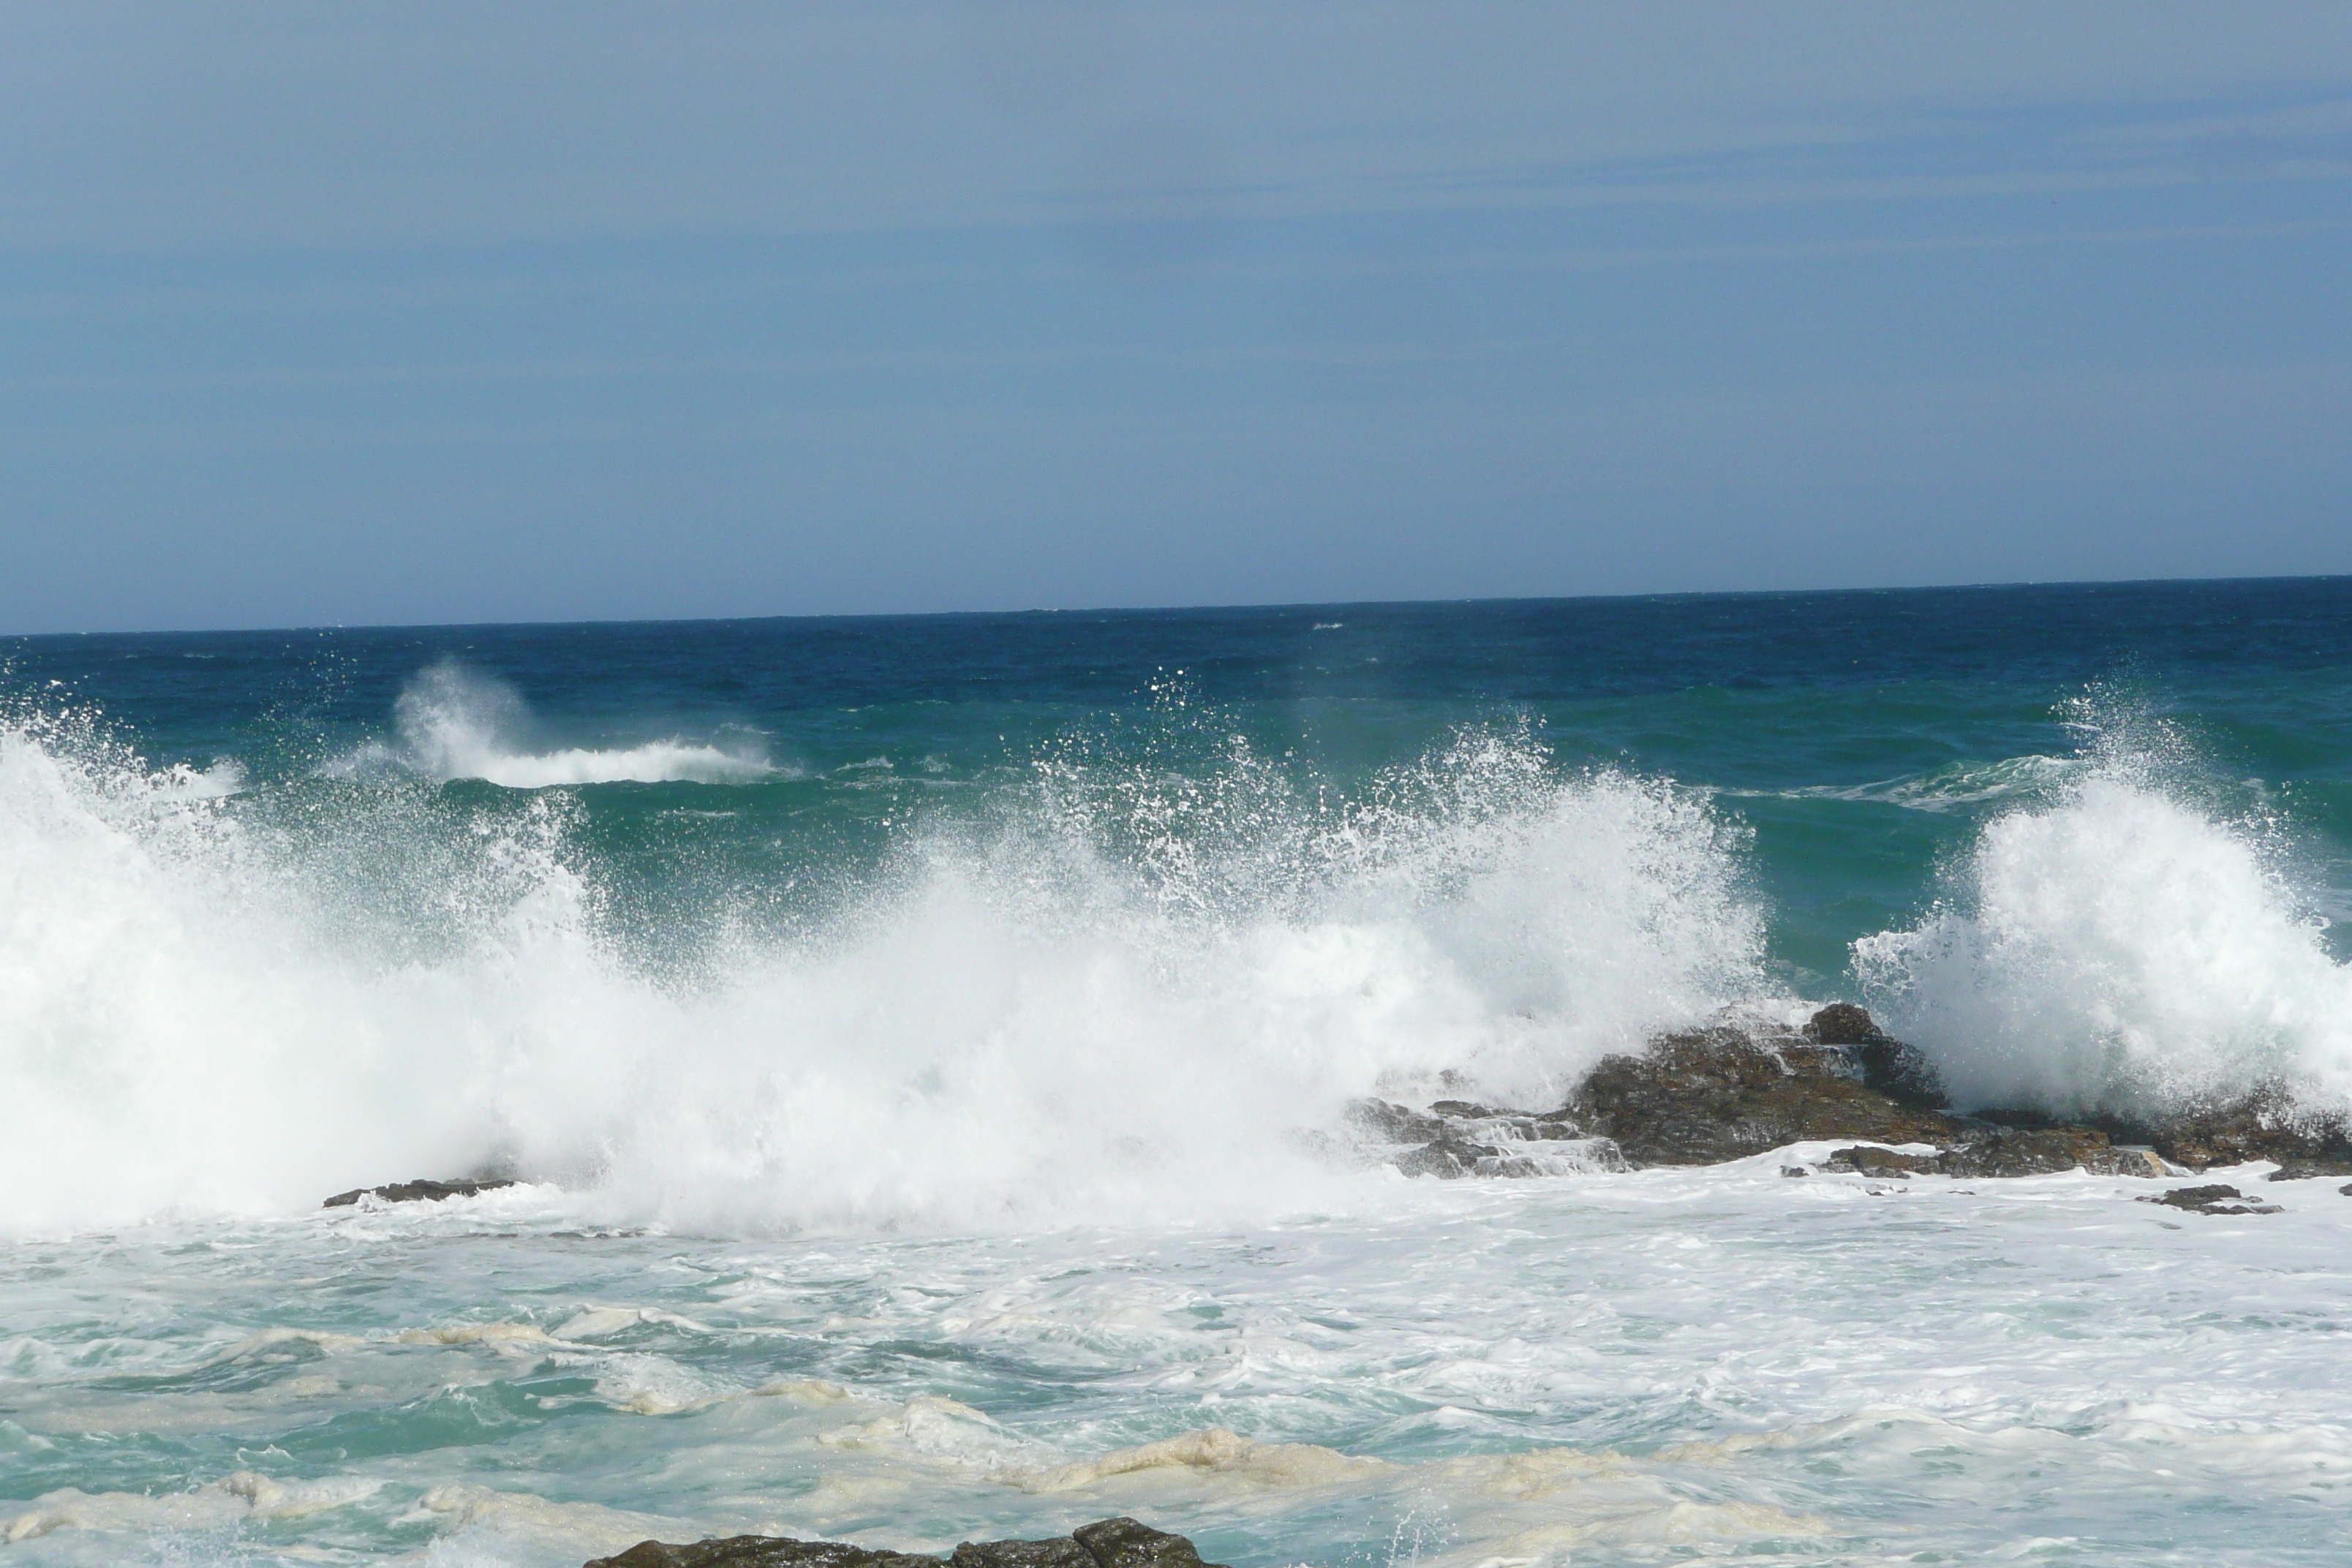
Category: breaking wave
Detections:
[
  {"x1": 1855, "y1": 704, "x2": 2352, "y2": 1117},
  {"x1": 329, "y1": 660, "x2": 778, "y2": 786},
  {"x1": 18, "y1": 663, "x2": 2352, "y2": 1237},
  {"x1": 0, "y1": 693, "x2": 1768, "y2": 1237}
]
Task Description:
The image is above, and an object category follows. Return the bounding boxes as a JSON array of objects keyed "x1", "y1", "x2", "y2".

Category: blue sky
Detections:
[{"x1": 4, "y1": 2, "x2": 2350, "y2": 632}]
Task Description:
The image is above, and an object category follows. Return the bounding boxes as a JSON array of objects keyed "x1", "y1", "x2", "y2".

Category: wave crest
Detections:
[
  {"x1": 1855, "y1": 728, "x2": 2352, "y2": 1117},
  {"x1": 0, "y1": 696, "x2": 1769, "y2": 1236},
  {"x1": 331, "y1": 660, "x2": 777, "y2": 786}
]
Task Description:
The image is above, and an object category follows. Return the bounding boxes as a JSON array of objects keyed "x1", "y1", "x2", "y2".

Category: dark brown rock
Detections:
[
  {"x1": 1823, "y1": 1130, "x2": 2164, "y2": 1180},
  {"x1": 587, "y1": 1539, "x2": 934, "y2": 1568},
  {"x1": 1823, "y1": 1145, "x2": 1931, "y2": 1177},
  {"x1": 323, "y1": 1177, "x2": 517, "y2": 1209},
  {"x1": 1074, "y1": 1520, "x2": 1215, "y2": 1568},
  {"x1": 1934, "y1": 1126, "x2": 2148, "y2": 1178},
  {"x1": 1806, "y1": 1003, "x2": 1883, "y2": 1045},
  {"x1": 2266, "y1": 1160, "x2": 2352, "y2": 1182},
  {"x1": 1564, "y1": 1025, "x2": 1962, "y2": 1166},
  {"x1": 2146, "y1": 1088, "x2": 2352, "y2": 1172},
  {"x1": 951, "y1": 1540, "x2": 1097, "y2": 1568},
  {"x1": 1392, "y1": 1137, "x2": 1502, "y2": 1179},
  {"x1": 586, "y1": 1520, "x2": 1224, "y2": 1568},
  {"x1": 1344, "y1": 1098, "x2": 1448, "y2": 1145},
  {"x1": 2136, "y1": 1183, "x2": 2283, "y2": 1216}
]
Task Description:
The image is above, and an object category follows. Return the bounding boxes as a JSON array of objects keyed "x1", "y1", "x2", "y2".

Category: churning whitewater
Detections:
[{"x1": 4, "y1": 586, "x2": 2352, "y2": 1567}]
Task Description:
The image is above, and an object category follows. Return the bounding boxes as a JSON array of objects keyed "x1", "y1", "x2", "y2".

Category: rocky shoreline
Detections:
[
  {"x1": 325, "y1": 1005, "x2": 2352, "y2": 1215},
  {"x1": 1350, "y1": 1003, "x2": 2352, "y2": 1194},
  {"x1": 583, "y1": 1516, "x2": 1221, "y2": 1568}
]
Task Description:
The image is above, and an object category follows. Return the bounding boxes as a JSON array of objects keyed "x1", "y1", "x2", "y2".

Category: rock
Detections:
[
  {"x1": 1806, "y1": 1003, "x2": 1882, "y2": 1046},
  {"x1": 1354, "y1": 1096, "x2": 1625, "y2": 1180},
  {"x1": 951, "y1": 1541, "x2": 1097, "y2": 1568},
  {"x1": 1564, "y1": 1019, "x2": 1961, "y2": 1166},
  {"x1": 2136, "y1": 1183, "x2": 2283, "y2": 1216},
  {"x1": 584, "y1": 1521, "x2": 1223, "y2": 1568},
  {"x1": 2146, "y1": 1087, "x2": 2352, "y2": 1172},
  {"x1": 1074, "y1": 1519, "x2": 1215, "y2": 1568},
  {"x1": 1345, "y1": 1098, "x2": 1448, "y2": 1145},
  {"x1": 1391, "y1": 1137, "x2": 1496, "y2": 1180},
  {"x1": 1823, "y1": 1145, "x2": 1929, "y2": 1177},
  {"x1": 2266, "y1": 1160, "x2": 2352, "y2": 1181},
  {"x1": 588, "y1": 1539, "x2": 935, "y2": 1568},
  {"x1": 1934, "y1": 1126, "x2": 2147, "y2": 1178},
  {"x1": 323, "y1": 1177, "x2": 518, "y2": 1209},
  {"x1": 1828, "y1": 1129, "x2": 2160, "y2": 1180}
]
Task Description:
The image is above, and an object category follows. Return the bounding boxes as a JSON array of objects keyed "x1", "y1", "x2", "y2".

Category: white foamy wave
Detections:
[
  {"x1": 330, "y1": 660, "x2": 777, "y2": 786},
  {"x1": 0, "y1": 704, "x2": 1768, "y2": 1236},
  {"x1": 1855, "y1": 770, "x2": 2352, "y2": 1116}
]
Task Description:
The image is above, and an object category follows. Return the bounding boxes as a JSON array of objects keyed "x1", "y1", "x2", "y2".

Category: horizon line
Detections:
[{"x1": 8, "y1": 568, "x2": 2351, "y2": 642}]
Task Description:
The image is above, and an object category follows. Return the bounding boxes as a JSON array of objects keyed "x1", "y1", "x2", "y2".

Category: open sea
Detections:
[{"x1": 5, "y1": 579, "x2": 2352, "y2": 1567}]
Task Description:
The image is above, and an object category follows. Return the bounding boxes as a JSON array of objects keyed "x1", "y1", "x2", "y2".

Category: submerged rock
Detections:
[
  {"x1": 1344, "y1": 1098, "x2": 1449, "y2": 1145},
  {"x1": 1563, "y1": 1010, "x2": 1961, "y2": 1166},
  {"x1": 1823, "y1": 1146, "x2": 1930, "y2": 1178},
  {"x1": 323, "y1": 1177, "x2": 517, "y2": 1209},
  {"x1": 2137, "y1": 1183, "x2": 2283, "y2": 1216},
  {"x1": 584, "y1": 1518, "x2": 1222, "y2": 1568},
  {"x1": 588, "y1": 1541, "x2": 931, "y2": 1568},
  {"x1": 1351, "y1": 1097, "x2": 1626, "y2": 1180},
  {"x1": 1827, "y1": 1130, "x2": 2166, "y2": 1180},
  {"x1": 1935, "y1": 1127, "x2": 2163, "y2": 1179},
  {"x1": 2266, "y1": 1160, "x2": 2352, "y2": 1182},
  {"x1": 1390, "y1": 1136, "x2": 1498, "y2": 1180}
]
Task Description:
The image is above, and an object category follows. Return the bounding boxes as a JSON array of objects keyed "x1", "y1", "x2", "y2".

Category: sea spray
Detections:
[
  {"x1": 331, "y1": 660, "x2": 780, "y2": 787},
  {"x1": 0, "y1": 692, "x2": 1771, "y2": 1237},
  {"x1": 1855, "y1": 698, "x2": 2352, "y2": 1117}
]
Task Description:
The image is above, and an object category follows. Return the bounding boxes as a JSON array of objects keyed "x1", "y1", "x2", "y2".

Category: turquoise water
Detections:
[{"x1": 4, "y1": 581, "x2": 2352, "y2": 1564}]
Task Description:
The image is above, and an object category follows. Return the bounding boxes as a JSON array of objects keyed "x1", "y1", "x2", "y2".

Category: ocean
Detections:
[{"x1": 4, "y1": 579, "x2": 2351, "y2": 1566}]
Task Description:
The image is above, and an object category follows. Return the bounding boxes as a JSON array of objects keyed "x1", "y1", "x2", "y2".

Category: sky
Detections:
[{"x1": 4, "y1": 1, "x2": 2350, "y2": 633}]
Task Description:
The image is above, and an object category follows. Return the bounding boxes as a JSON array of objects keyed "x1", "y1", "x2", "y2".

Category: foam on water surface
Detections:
[{"x1": 3, "y1": 1170, "x2": 2350, "y2": 1567}]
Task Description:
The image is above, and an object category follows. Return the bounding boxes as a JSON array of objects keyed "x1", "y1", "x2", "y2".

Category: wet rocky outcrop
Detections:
[
  {"x1": 584, "y1": 1517, "x2": 1221, "y2": 1568},
  {"x1": 2142, "y1": 1090, "x2": 2352, "y2": 1174},
  {"x1": 1977, "y1": 1085, "x2": 2352, "y2": 1175},
  {"x1": 1357, "y1": 1005, "x2": 2327, "y2": 1182},
  {"x1": 1346, "y1": 1098, "x2": 1627, "y2": 1180},
  {"x1": 2267, "y1": 1161, "x2": 2352, "y2": 1182},
  {"x1": 1375, "y1": 1004, "x2": 2352, "y2": 1181},
  {"x1": 323, "y1": 1177, "x2": 517, "y2": 1208},
  {"x1": 2136, "y1": 1183, "x2": 2283, "y2": 1216},
  {"x1": 1827, "y1": 1129, "x2": 2169, "y2": 1180},
  {"x1": 1558, "y1": 1014, "x2": 1963, "y2": 1166},
  {"x1": 1357, "y1": 1006, "x2": 1961, "y2": 1177}
]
